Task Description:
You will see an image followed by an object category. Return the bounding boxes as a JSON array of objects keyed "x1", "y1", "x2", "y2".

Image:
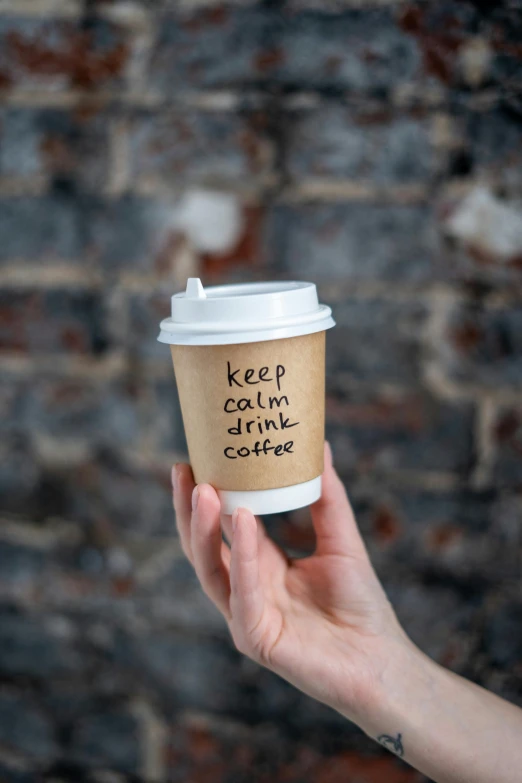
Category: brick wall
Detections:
[{"x1": 1, "y1": 0, "x2": 521, "y2": 780}]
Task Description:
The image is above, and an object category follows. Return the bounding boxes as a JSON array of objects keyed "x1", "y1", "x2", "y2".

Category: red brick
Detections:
[
  {"x1": 263, "y1": 506, "x2": 317, "y2": 555},
  {"x1": 484, "y1": 601, "x2": 522, "y2": 668},
  {"x1": 0, "y1": 434, "x2": 46, "y2": 519},
  {"x1": 0, "y1": 16, "x2": 132, "y2": 91},
  {"x1": 438, "y1": 300, "x2": 522, "y2": 387},
  {"x1": 271, "y1": 8, "x2": 421, "y2": 94},
  {"x1": 398, "y1": 3, "x2": 471, "y2": 86},
  {"x1": 353, "y1": 485, "x2": 508, "y2": 586},
  {"x1": 398, "y1": 2, "x2": 522, "y2": 89},
  {"x1": 150, "y1": 7, "x2": 270, "y2": 93},
  {"x1": 70, "y1": 710, "x2": 141, "y2": 773},
  {"x1": 0, "y1": 690, "x2": 58, "y2": 764},
  {"x1": 287, "y1": 106, "x2": 434, "y2": 183},
  {"x1": 465, "y1": 107, "x2": 522, "y2": 190},
  {"x1": 0, "y1": 288, "x2": 108, "y2": 355},
  {"x1": 0, "y1": 107, "x2": 109, "y2": 190},
  {"x1": 314, "y1": 751, "x2": 422, "y2": 783},
  {"x1": 26, "y1": 377, "x2": 142, "y2": 447},
  {"x1": 150, "y1": 6, "x2": 421, "y2": 94},
  {"x1": 86, "y1": 196, "x2": 179, "y2": 274},
  {"x1": 129, "y1": 109, "x2": 272, "y2": 188},
  {"x1": 166, "y1": 723, "x2": 422, "y2": 783},
  {"x1": 326, "y1": 388, "x2": 474, "y2": 475},
  {"x1": 266, "y1": 203, "x2": 438, "y2": 283},
  {"x1": 492, "y1": 404, "x2": 522, "y2": 487},
  {"x1": 128, "y1": 289, "x2": 171, "y2": 358},
  {"x1": 325, "y1": 297, "x2": 427, "y2": 383},
  {"x1": 201, "y1": 204, "x2": 265, "y2": 280},
  {"x1": 0, "y1": 195, "x2": 84, "y2": 263}
]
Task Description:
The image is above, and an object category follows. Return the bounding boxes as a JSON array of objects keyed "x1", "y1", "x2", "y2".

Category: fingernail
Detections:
[
  {"x1": 171, "y1": 464, "x2": 179, "y2": 491},
  {"x1": 232, "y1": 508, "x2": 239, "y2": 533},
  {"x1": 192, "y1": 485, "x2": 199, "y2": 512}
]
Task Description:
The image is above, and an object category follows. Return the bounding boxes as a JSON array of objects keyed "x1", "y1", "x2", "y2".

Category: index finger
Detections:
[{"x1": 311, "y1": 442, "x2": 367, "y2": 559}]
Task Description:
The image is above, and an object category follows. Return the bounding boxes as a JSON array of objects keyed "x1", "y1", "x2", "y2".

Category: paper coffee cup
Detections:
[{"x1": 158, "y1": 278, "x2": 335, "y2": 515}]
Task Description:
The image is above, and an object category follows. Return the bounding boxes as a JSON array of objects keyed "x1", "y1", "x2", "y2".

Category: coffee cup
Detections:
[{"x1": 158, "y1": 278, "x2": 335, "y2": 515}]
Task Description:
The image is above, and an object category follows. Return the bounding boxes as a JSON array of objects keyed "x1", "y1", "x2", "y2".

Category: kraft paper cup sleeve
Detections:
[{"x1": 171, "y1": 331, "x2": 325, "y2": 492}]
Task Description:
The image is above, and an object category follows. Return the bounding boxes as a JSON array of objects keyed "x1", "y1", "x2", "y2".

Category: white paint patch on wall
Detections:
[
  {"x1": 444, "y1": 186, "x2": 522, "y2": 262},
  {"x1": 176, "y1": 189, "x2": 243, "y2": 254}
]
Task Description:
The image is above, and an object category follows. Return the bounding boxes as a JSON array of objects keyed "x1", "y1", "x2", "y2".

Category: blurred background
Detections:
[{"x1": 1, "y1": 0, "x2": 522, "y2": 781}]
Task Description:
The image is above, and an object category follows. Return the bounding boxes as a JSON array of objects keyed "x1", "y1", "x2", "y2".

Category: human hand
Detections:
[{"x1": 171, "y1": 442, "x2": 414, "y2": 723}]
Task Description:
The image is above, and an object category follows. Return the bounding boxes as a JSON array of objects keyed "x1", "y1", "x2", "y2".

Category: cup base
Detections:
[{"x1": 218, "y1": 476, "x2": 321, "y2": 516}]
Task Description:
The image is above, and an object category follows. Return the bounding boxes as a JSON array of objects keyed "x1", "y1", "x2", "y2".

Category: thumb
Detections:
[
  {"x1": 311, "y1": 442, "x2": 367, "y2": 559},
  {"x1": 229, "y1": 508, "x2": 266, "y2": 645}
]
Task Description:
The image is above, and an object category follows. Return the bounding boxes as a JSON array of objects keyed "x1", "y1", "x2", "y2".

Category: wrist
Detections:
[{"x1": 340, "y1": 633, "x2": 438, "y2": 736}]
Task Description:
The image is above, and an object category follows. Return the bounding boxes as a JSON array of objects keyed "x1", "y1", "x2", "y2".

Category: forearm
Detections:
[{"x1": 343, "y1": 640, "x2": 522, "y2": 783}]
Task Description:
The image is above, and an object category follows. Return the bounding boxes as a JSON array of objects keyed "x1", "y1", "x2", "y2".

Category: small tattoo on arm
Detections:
[{"x1": 377, "y1": 732, "x2": 404, "y2": 757}]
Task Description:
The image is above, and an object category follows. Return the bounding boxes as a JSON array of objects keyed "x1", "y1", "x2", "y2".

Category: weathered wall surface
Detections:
[{"x1": 0, "y1": 0, "x2": 521, "y2": 780}]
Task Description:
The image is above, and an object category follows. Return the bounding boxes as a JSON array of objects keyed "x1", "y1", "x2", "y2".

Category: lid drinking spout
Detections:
[{"x1": 185, "y1": 278, "x2": 206, "y2": 299}]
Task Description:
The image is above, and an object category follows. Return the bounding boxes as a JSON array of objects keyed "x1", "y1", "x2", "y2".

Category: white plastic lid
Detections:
[{"x1": 158, "y1": 278, "x2": 335, "y2": 346}]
